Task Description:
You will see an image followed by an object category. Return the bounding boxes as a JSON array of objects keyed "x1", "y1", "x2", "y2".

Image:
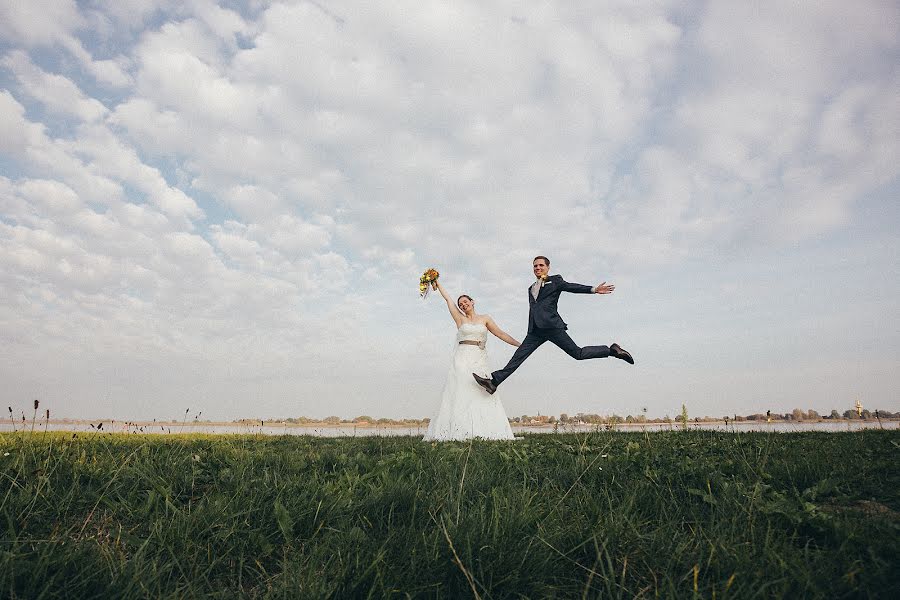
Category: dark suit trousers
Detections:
[{"x1": 491, "y1": 328, "x2": 610, "y2": 386}]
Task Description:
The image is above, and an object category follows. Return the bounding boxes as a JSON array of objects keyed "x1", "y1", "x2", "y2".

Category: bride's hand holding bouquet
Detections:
[{"x1": 419, "y1": 268, "x2": 440, "y2": 298}]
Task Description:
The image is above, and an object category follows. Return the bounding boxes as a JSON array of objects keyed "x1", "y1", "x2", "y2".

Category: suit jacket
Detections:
[{"x1": 527, "y1": 274, "x2": 594, "y2": 333}]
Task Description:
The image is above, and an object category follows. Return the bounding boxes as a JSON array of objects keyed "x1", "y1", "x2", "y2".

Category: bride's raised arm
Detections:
[
  {"x1": 435, "y1": 281, "x2": 464, "y2": 327},
  {"x1": 485, "y1": 316, "x2": 521, "y2": 347}
]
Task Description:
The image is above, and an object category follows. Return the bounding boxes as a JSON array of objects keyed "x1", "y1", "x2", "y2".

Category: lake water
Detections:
[{"x1": 1, "y1": 420, "x2": 895, "y2": 437}]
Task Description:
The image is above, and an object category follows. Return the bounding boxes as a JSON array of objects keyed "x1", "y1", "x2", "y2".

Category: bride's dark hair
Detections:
[{"x1": 457, "y1": 295, "x2": 473, "y2": 310}]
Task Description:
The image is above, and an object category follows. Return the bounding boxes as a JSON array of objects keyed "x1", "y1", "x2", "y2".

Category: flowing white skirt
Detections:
[{"x1": 423, "y1": 343, "x2": 515, "y2": 441}]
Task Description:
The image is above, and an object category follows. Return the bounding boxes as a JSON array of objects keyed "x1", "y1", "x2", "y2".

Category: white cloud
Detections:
[
  {"x1": 0, "y1": 91, "x2": 126, "y2": 205},
  {"x1": 59, "y1": 35, "x2": 133, "y2": 88},
  {"x1": 0, "y1": 2, "x2": 133, "y2": 88},
  {"x1": 210, "y1": 224, "x2": 264, "y2": 268},
  {"x1": 218, "y1": 184, "x2": 286, "y2": 221},
  {"x1": 0, "y1": 92, "x2": 43, "y2": 153},
  {"x1": 696, "y1": 1, "x2": 898, "y2": 91},
  {"x1": 817, "y1": 86, "x2": 868, "y2": 158},
  {"x1": 676, "y1": 87, "x2": 811, "y2": 182},
  {"x1": 188, "y1": 0, "x2": 255, "y2": 44},
  {"x1": 73, "y1": 124, "x2": 204, "y2": 221},
  {"x1": 85, "y1": 0, "x2": 176, "y2": 30},
  {"x1": 2, "y1": 51, "x2": 109, "y2": 121},
  {"x1": 0, "y1": 0, "x2": 83, "y2": 46},
  {"x1": 108, "y1": 98, "x2": 189, "y2": 156},
  {"x1": 134, "y1": 19, "x2": 260, "y2": 123},
  {"x1": 18, "y1": 179, "x2": 83, "y2": 215}
]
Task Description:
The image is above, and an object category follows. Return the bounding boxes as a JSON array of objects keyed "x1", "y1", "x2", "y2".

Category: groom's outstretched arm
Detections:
[{"x1": 559, "y1": 277, "x2": 614, "y2": 295}]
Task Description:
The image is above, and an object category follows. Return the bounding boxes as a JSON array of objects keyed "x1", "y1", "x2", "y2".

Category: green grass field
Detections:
[{"x1": 2, "y1": 430, "x2": 898, "y2": 598}]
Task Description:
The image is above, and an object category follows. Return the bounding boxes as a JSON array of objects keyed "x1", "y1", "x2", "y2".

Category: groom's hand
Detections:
[{"x1": 593, "y1": 282, "x2": 615, "y2": 294}]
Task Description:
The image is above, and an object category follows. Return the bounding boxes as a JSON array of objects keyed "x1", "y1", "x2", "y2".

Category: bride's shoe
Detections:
[{"x1": 472, "y1": 373, "x2": 497, "y2": 394}]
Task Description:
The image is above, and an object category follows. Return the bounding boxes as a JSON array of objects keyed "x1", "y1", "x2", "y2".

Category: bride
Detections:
[{"x1": 423, "y1": 280, "x2": 520, "y2": 441}]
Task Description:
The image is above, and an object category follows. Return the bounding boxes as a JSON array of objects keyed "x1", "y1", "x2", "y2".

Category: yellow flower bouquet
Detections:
[{"x1": 419, "y1": 268, "x2": 440, "y2": 298}]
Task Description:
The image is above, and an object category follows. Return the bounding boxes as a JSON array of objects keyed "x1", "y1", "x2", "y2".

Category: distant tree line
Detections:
[
  {"x1": 232, "y1": 408, "x2": 898, "y2": 426},
  {"x1": 741, "y1": 408, "x2": 898, "y2": 421}
]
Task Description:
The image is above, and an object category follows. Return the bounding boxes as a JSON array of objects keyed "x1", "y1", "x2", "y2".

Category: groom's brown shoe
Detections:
[
  {"x1": 472, "y1": 373, "x2": 497, "y2": 394},
  {"x1": 610, "y1": 343, "x2": 634, "y2": 364}
]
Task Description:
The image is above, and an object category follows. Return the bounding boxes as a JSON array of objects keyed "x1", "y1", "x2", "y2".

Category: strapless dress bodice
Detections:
[{"x1": 456, "y1": 322, "x2": 488, "y2": 344}]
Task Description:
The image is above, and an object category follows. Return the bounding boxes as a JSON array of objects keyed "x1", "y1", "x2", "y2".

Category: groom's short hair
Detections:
[{"x1": 533, "y1": 255, "x2": 550, "y2": 266}]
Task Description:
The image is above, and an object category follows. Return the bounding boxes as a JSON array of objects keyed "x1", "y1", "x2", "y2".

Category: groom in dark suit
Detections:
[{"x1": 473, "y1": 255, "x2": 633, "y2": 394}]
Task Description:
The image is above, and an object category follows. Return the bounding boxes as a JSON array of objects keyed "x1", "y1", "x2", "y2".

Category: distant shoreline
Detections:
[
  {"x1": 2, "y1": 418, "x2": 896, "y2": 436},
  {"x1": 9, "y1": 417, "x2": 900, "y2": 429}
]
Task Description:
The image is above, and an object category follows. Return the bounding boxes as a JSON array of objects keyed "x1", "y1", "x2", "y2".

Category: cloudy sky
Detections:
[{"x1": 1, "y1": 0, "x2": 898, "y2": 422}]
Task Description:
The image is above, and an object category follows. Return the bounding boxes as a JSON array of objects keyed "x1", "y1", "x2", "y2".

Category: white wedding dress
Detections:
[{"x1": 423, "y1": 322, "x2": 515, "y2": 441}]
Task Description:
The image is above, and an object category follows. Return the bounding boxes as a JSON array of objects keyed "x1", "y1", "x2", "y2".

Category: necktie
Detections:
[{"x1": 531, "y1": 279, "x2": 541, "y2": 300}]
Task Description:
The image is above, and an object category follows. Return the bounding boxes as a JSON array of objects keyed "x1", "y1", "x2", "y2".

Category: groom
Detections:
[{"x1": 473, "y1": 255, "x2": 633, "y2": 394}]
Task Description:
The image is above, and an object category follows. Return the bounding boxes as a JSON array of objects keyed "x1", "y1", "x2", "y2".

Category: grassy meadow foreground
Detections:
[{"x1": 1, "y1": 431, "x2": 898, "y2": 598}]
